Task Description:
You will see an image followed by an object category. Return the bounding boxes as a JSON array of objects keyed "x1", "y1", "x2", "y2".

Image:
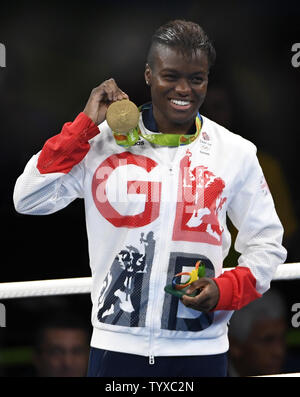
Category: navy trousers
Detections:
[{"x1": 87, "y1": 347, "x2": 228, "y2": 377}]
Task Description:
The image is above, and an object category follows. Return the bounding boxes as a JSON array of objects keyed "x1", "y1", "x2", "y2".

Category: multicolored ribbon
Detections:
[
  {"x1": 172, "y1": 260, "x2": 206, "y2": 290},
  {"x1": 112, "y1": 104, "x2": 202, "y2": 147}
]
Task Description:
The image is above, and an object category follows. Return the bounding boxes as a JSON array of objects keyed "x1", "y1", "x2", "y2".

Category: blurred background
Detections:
[{"x1": 1, "y1": 0, "x2": 300, "y2": 376}]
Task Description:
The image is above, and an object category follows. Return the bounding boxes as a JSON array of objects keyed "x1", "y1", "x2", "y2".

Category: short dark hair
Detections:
[{"x1": 147, "y1": 20, "x2": 216, "y2": 69}]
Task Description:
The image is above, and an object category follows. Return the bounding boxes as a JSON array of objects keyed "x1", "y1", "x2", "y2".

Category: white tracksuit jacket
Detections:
[{"x1": 13, "y1": 108, "x2": 287, "y2": 359}]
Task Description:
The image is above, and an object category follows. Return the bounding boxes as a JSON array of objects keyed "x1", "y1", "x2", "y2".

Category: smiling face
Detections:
[{"x1": 145, "y1": 44, "x2": 209, "y2": 134}]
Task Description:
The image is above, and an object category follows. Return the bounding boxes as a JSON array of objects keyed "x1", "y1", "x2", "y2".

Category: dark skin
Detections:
[
  {"x1": 34, "y1": 328, "x2": 89, "y2": 377},
  {"x1": 144, "y1": 44, "x2": 209, "y2": 134},
  {"x1": 83, "y1": 78, "x2": 129, "y2": 125},
  {"x1": 180, "y1": 278, "x2": 219, "y2": 312},
  {"x1": 229, "y1": 318, "x2": 287, "y2": 376},
  {"x1": 83, "y1": 45, "x2": 220, "y2": 312}
]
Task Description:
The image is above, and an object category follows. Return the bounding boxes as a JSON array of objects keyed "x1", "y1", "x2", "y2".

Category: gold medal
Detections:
[{"x1": 106, "y1": 99, "x2": 140, "y2": 133}]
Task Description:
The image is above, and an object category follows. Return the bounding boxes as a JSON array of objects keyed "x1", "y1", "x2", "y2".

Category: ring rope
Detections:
[
  {"x1": 0, "y1": 277, "x2": 92, "y2": 299},
  {"x1": 255, "y1": 373, "x2": 300, "y2": 377},
  {"x1": 0, "y1": 263, "x2": 299, "y2": 299}
]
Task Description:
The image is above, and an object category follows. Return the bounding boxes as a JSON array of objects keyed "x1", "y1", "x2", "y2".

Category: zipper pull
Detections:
[{"x1": 149, "y1": 355, "x2": 155, "y2": 365}]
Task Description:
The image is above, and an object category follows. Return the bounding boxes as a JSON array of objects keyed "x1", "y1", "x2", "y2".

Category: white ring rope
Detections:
[
  {"x1": 255, "y1": 373, "x2": 300, "y2": 377},
  {"x1": 0, "y1": 277, "x2": 92, "y2": 299},
  {"x1": 0, "y1": 263, "x2": 299, "y2": 300}
]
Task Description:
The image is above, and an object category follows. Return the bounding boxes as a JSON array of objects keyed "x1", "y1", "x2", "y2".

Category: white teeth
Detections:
[{"x1": 171, "y1": 99, "x2": 190, "y2": 106}]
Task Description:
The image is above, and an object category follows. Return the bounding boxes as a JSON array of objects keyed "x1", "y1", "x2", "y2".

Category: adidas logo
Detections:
[{"x1": 134, "y1": 139, "x2": 145, "y2": 146}]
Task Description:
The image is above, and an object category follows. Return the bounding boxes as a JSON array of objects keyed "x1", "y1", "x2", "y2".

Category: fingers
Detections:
[
  {"x1": 83, "y1": 78, "x2": 129, "y2": 124},
  {"x1": 181, "y1": 278, "x2": 219, "y2": 312},
  {"x1": 182, "y1": 291, "x2": 211, "y2": 312},
  {"x1": 93, "y1": 78, "x2": 129, "y2": 103}
]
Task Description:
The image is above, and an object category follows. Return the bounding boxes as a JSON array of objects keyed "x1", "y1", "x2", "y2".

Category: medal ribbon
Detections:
[{"x1": 112, "y1": 105, "x2": 202, "y2": 147}]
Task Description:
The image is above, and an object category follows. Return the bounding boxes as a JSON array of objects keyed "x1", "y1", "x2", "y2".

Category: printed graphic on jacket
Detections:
[
  {"x1": 97, "y1": 232, "x2": 155, "y2": 327},
  {"x1": 173, "y1": 150, "x2": 227, "y2": 245},
  {"x1": 92, "y1": 152, "x2": 161, "y2": 228},
  {"x1": 161, "y1": 253, "x2": 215, "y2": 332}
]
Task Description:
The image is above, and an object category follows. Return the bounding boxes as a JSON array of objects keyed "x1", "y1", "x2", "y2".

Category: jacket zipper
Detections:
[
  {"x1": 149, "y1": 355, "x2": 155, "y2": 365},
  {"x1": 148, "y1": 164, "x2": 176, "y2": 365}
]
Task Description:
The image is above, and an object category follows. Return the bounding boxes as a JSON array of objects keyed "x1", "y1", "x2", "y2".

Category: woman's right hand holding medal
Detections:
[{"x1": 83, "y1": 78, "x2": 129, "y2": 125}]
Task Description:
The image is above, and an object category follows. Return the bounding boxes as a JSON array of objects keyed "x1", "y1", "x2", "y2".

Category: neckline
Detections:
[{"x1": 112, "y1": 102, "x2": 203, "y2": 147}]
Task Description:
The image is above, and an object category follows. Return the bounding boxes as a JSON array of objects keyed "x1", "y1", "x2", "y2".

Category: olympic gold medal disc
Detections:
[{"x1": 106, "y1": 99, "x2": 140, "y2": 133}]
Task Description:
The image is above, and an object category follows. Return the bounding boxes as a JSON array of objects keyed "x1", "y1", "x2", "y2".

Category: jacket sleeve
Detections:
[
  {"x1": 212, "y1": 144, "x2": 287, "y2": 311},
  {"x1": 13, "y1": 112, "x2": 99, "y2": 215}
]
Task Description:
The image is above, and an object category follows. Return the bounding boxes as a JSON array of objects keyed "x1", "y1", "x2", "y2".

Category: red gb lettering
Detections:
[
  {"x1": 172, "y1": 150, "x2": 227, "y2": 245},
  {"x1": 92, "y1": 152, "x2": 161, "y2": 228}
]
